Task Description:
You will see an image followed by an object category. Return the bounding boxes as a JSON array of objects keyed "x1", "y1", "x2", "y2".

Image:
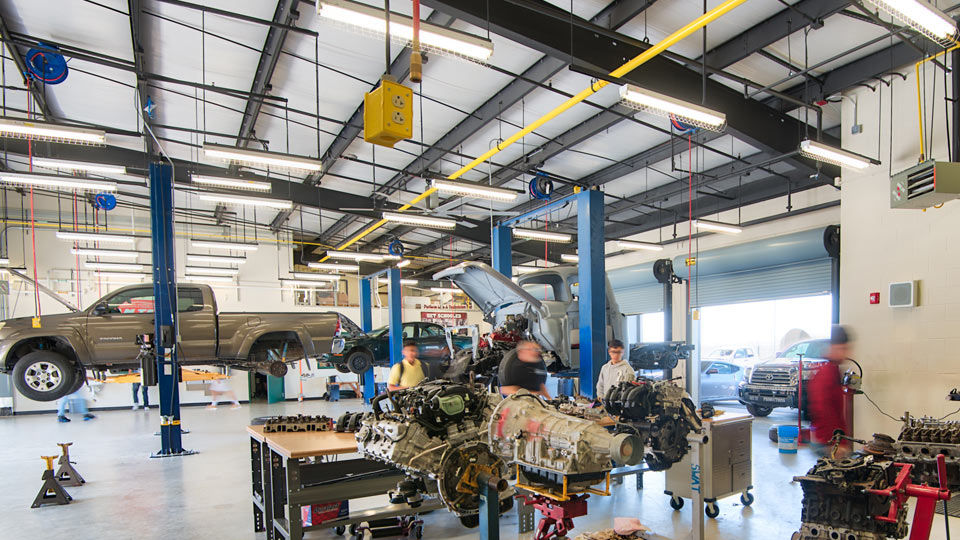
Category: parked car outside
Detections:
[
  {"x1": 703, "y1": 347, "x2": 756, "y2": 364},
  {"x1": 737, "y1": 339, "x2": 831, "y2": 417},
  {"x1": 700, "y1": 359, "x2": 747, "y2": 402},
  {"x1": 323, "y1": 322, "x2": 473, "y2": 376}
]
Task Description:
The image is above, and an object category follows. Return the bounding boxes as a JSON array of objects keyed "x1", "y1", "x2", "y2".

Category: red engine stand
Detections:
[
  {"x1": 517, "y1": 493, "x2": 589, "y2": 540},
  {"x1": 867, "y1": 454, "x2": 951, "y2": 540}
]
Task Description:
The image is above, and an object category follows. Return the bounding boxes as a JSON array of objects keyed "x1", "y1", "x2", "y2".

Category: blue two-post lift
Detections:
[
  {"x1": 358, "y1": 268, "x2": 403, "y2": 403},
  {"x1": 491, "y1": 188, "x2": 606, "y2": 399}
]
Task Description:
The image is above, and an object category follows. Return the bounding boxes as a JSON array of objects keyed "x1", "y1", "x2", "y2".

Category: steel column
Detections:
[
  {"x1": 491, "y1": 226, "x2": 512, "y2": 277},
  {"x1": 360, "y1": 278, "x2": 374, "y2": 403},
  {"x1": 577, "y1": 189, "x2": 605, "y2": 399},
  {"x1": 149, "y1": 162, "x2": 187, "y2": 457},
  {"x1": 386, "y1": 269, "x2": 402, "y2": 367}
]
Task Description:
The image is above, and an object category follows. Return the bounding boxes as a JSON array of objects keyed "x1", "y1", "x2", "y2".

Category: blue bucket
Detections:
[{"x1": 778, "y1": 425, "x2": 799, "y2": 454}]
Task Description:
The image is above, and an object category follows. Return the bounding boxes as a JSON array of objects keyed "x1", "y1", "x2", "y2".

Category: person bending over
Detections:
[{"x1": 499, "y1": 340, "x2": 551, "y2": 399}]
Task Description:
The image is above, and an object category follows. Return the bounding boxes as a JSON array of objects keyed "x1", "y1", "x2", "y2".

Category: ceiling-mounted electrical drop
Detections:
[{"x1": 619, "y1": 85, "x2": 727, "y2": 132}]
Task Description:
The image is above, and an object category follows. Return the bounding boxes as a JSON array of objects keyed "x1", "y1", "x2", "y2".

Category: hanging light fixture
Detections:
[
  {"x1": 97, "y1": 272, "x2": 150, "y2": 281},
  {"x1": 616, "y1": 240, "x2": 664, "y2": 251},
  {"x1": 70, "y1": 248, "x2": 140, "y2": 259},
  {"x1": 512, "y1": 228, "x2": 572, "y2": 243},
  {"x1": 864, "y1": 0, "x2": 957, "y2": 44},
  {"x1": 324, "y1": 251, "x2": 386, "y2": 262},
  {"x1": 185, "y1": 266, "x2": 239, "y2": 276},
  {"x1": 190, "y1": 174, "x2": 272, "y2": 192},
  {"x1": 0, "y1": 172, "x2": 117, "y2": 192},
  {"x1": 396, "y1": 259, "x2": 411, "y2": 268},
  {"x1": 0, "y1": 118, "x2": 106, "y2": 145},
  {"x1": 317, "y1": 0, "x2": 494, "y2": 61},
  {"x1": 799, "y1": 139, "x2": 879, "y2": 170},
  {"x1": 84, "y1": 261, "x2": 145, "y2": 271},
  {"x1": 32, "y1": 158, "x2": 126, "y2": 175},
  {"x1": 290, "y1": 272, "x2": 341, "y2": 281},
  {"x1": 282, "y1": 279, "x2": 334, "y2": 288},
  {"x1": 431, "y1": 286, "x2": 461, "y2": 293},
  {"x1": 560, "y1": 253, "x2": 579, "y2": 262},
  {"x1": 190, "y1": 239, "x2": 259, "y2": 251},
  {"x1": 431, "y1": 179, "x2": 519, "y2": 201},
  {"x1": 307, "y1": 262, "x2": 360, "y2": 272},
  {"x1": 187, "y1": 254, "x2": 247, "y2": 264},
  {"x1": 381, "y1": 211, "x2": 457, "y2": 229},
  {"x1": 56, "y1": 231, "x2": 136, "y2": 244},
  {"x1": 197, "y1": 193, "x2": 292, "y2": 209},
  {"x1": 400, "y1": 279, "x2": 418, "y2": 285},
  {"x1": 202, "y1": 143, "x2": 323, "y2": 172},
  {"x1": 182, "y1": 275, "x2": 236, "y2": 284},
  {"x1": 693, "y1": 219, "x2": 743, "y2": 234},
  {"x1": 619, "y1": 85, "x2": 726, "y2": 131}
]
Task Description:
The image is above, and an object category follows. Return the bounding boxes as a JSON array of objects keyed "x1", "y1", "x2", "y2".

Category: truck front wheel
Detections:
[
  {"x1": 12, "y1": 351, "x2": 78, "y2": 402},
  {"x1": 346, "y1": 351, "x2": 373, "y2": 374},
  {"x1": 746, "y1": 404, "x2": 773, "y2": 417}
]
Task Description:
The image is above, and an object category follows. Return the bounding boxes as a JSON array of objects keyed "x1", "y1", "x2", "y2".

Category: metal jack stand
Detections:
[
  {"x1": 478, "y1": 471, "x2": 507, "y2": 540},
  {"x1": 515, "y1": 493, "x2": 589, "y2": 540},
  {"x1": 55, "y1": 443, "x2": 85, "y2": 487},
  {"x1": 32, "y1": 456, "x2": 72, "y2": 508}
]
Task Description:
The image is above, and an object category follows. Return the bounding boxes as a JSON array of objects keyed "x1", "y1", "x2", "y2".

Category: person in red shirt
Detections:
[{"x1": 808, "y1": 325, "x2": 852, "y2": 457}]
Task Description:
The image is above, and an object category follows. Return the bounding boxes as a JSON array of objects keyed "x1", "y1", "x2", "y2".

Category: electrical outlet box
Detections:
[{"x1": 364, "y1": 79, "x2": 413, "y2": 148}]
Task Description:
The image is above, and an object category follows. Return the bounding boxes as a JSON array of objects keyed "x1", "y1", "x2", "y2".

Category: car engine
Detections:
[
  {"x1": 488, "y1": 390, "x2": 642, "y2": 493},
  {"x1": 894, "y1": 413, "x2": 960, "y2": 490},
  {"x1": 627, "y1": 342, "x2": 693, "y2": 371},
  {"x1": 602, "y1": 378, "x2": 703, "y2": 471},
  {"x1": 443, "y1": 315, "x2": 529, "y2": 384},
  {"x1": 792, "y1": 454, "x2": 907, "y2": 540},
  {"x1": 354, "y1": 380, "x2": 511, "y2": 525}
]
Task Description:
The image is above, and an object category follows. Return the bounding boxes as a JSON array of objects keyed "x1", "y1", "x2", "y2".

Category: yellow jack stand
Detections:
[
  {"x1": 55, "y1": 442, "x2": 85, "y2": 487},
  {"x1": 32, "y1": 456, "x2": 72, "y2": 508}
]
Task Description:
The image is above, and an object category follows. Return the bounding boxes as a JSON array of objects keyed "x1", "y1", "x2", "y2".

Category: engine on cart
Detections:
[
  {"x1": 443, "y1": 315, "x2": 530, "y2": 384},
  {"x1": 627, "y1": 341, "x2": 693, "y2": 371},
  {"x1": 602, "y1": 377, "x2": 703, "y2": 471},
  {"x1": 792, "y1": 454, "x2": 907, "y2": 540},
  {"x1": 354, "y1": 380, "x2": 511, "y2": 526},
  {"x1": 894, "y1": 413, "x2": 960, "y2": 490}
]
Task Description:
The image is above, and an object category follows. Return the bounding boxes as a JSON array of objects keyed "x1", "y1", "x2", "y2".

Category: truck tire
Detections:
[
  {"x1": 746, "y1": 404, "x2": 773, "y2": 417},
  {"x1": 346, "y1": 350, "x2": 373, "y2": 374},
  {"x1": 12, "y1": 350, "x2": 78, "y2": 402},
  {"x1": 334, "y1": 363, "x2": 351, "y2": 374}
]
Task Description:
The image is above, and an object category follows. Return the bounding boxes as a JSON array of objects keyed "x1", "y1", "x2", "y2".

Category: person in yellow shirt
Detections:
[{"x1": 387, "y1": 340, "x2": 426, "y2": 391}]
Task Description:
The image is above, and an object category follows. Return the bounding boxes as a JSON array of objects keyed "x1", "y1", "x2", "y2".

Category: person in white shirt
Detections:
[{"x1": 596, "y1": 340, "x2": 635, "y2": 400}]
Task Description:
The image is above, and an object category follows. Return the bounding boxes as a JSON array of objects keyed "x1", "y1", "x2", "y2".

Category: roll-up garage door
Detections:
[
  {"x1": 608, "y1": 262, "x2": 662, "y2": 315},
  {"x1": 672, "y1": 227, "x2": 834, "y2": 308}
]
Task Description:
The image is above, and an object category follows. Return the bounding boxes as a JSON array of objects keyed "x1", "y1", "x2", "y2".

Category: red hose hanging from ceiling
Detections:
[
  {"x1": 28, "y1": 98, "x2": 40, "y2": 317},
  {"x1": 687, "y1": 134, "x2": 692, "y2": 310}
]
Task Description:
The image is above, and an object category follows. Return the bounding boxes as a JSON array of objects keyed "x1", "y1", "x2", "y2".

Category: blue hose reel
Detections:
[
  {"x1": 529, "y1": 173, "x2": 554, "y2": 200},
  {"x1": 25, "y1": 43, "x2": 68, "y2": 85},
  {"x1": 388, "y1": 239, "x2": 405, "y2": 257}
]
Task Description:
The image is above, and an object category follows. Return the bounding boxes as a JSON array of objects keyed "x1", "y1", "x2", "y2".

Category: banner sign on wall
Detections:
[{"x1": 421, "y1": 311, "x2": 467, "y2": 326}]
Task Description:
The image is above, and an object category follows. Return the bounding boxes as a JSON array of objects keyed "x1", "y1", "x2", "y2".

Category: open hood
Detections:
[{"x1": 433, "y1": 262, "x2": 545, "y2": 317}]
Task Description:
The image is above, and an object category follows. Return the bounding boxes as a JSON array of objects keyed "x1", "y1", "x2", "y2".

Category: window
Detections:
[
  {"x1": 519, "y1": 273, "x2": 565, "y2": 302},
  {"x1": 420, "y1": 324, "x2": 443, "y2": 337},
  {"x1": 338, "y1": 315, "x2": 363, "y2": 336},
  {"x1": 176, "y1": 288, "x2": 204, "y2": 312},
  {"x1": 105, "y1": 287, "x2": 155, "y2": 314},
  {"x1": 402, "y1": 324, "x2": 417, "y2": 339},
  {"x1": 782, "y1": 340, "x2": 830, "y2": 359}
]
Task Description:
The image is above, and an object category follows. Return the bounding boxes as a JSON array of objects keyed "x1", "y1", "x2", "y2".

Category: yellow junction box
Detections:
[{"x1": 364, "y1": 79, "x2": 413, "y2": 148}]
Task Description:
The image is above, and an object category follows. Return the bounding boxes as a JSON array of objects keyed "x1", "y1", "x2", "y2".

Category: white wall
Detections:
[{"x1": 840, "y1": 64, "x2": 960, "y2": 438}]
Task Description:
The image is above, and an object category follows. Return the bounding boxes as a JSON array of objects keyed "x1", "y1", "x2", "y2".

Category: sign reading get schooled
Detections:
[{"x1": 420, "y1": 311, "x2": 467, "y2": 325}]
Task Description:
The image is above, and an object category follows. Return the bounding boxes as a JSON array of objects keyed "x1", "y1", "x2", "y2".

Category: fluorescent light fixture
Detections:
[
  {"x1": 32, "y1": 158, "x2": 126, "y2": 175},
  {"x1": 57, "y1": 231, "x2": 136, "y2": 244},
  {"x1": 431, "y1": 287, "x2": 461, "y2": 293},
  {"x1": 513, "y1": 228, "x2": 572, "y2": 243},
  {"x1": 187, "y1": 254, "x2": 246, "y2": 264},
  {"x1": 693, "y1": 219, "x2": 743, "y2": 234},
  {"x1": 198, "y1": 193, "x2": 292, "y2": 209},
  {"x1": 799, "y1": 139, "x2": 878, "y2": 170},
  {"x1": 71, "y1": 248, "x2": 139, "y2": 259},
  {"x1": 396, "y1": 259, "x2": 411, "y2": 268},
  {"x1": 0, "y1": 118, "x2": 106, "y2": 145},
  {"x1": 431, "y1": 179, "x2": 518, "y2": 201},
  {"x1": 185, "y1": 266, "x2": 239, "y2": 276},
  {"x1": 616, "y1": 240, "x2": 664, "y2": 252},
  {"x1": 182, "y1": 275, "x2": 235, "y2": 284},
  {"x1": 190, "y1": 174, "x2": 272, "y2": 192},
  {"x1": 619, "y1": 85, "x2": 726, "y2": 132},
  {"x1": 400, "y1": 279, "x2": 418, "y2": 285},
  {"x1": 84, "y1": 261, "x2": 144, "y2": 271},
  {"x1": 560, "y1": 254, "x2": 579, "y2": 263},
  {"x1": 97, "y1": 272, "x2": 149, "y2": 280},
  {"x1": 317, "y1": 0, "x2": 494, "y2": 61},
  {"x1": 325, "y1": 251, "x2": 385, "y2": 262},
  {"x1": 282, "y1": 280, "x2": 334, "y2": 288},
  {"x1": 291, "y1": 272, "x2": 340, "y2": 281},
  {"x1": 308, "y1": 262, "x2": 360, "y2": 272},
  {"x1": 865, "y1": 0, "x2": 957, "y2": 44},
  {"x1": 203, "y1": 143, "x2": 322, "y2": 172},
  {"x1": 514, "y1": 266, "x2": 541, "y2": 274},
  {"x1": 0, "y1": 172, "x2": 117, "y2": 192},
  {"x1": 190, "y1": 239, "x2": 259, "y2": 251},
  {"x1": 381, "y1": 211, "x2": 457, "y2": 229}
]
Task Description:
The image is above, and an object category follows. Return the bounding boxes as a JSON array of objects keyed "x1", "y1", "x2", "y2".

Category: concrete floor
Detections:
[{"x1": 1, "y1": 400, "x2": 956, "y2": 540}]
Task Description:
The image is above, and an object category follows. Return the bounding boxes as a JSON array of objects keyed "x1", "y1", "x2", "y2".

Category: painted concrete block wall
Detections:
[{"x1": 841, "y1": 64, "x2": 960, "y2": 439}]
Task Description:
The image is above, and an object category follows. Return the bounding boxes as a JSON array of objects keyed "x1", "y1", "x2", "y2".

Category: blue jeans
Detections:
[{"x1": 132, "y1": 383, "x2": 149, "y2": 407}]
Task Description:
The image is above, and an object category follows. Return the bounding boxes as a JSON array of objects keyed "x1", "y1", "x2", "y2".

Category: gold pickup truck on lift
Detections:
[{"x1": 0, "y1": 283, "x2": 352, "y2": 402}]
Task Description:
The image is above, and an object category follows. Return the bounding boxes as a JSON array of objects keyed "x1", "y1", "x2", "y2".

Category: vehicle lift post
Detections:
[
  {"x1": 358, "y1": 269, "x2": 402, "y2": 403},
  {"x1": 148, "y1": 162, "x2": 193, "y2": 458},
  {"x1": 492, "y1": 189, "x2": 606, "y2": 399}
]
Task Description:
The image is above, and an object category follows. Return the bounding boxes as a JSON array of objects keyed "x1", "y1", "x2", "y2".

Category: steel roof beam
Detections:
[{"x1": 0, "y1": 8, "x2": 57, "y2": 120}]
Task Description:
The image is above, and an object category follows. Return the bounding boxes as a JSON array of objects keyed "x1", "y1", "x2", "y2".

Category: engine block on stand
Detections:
[{"x1": 894, "y1": 413, "x2": 960, "y2": 490}]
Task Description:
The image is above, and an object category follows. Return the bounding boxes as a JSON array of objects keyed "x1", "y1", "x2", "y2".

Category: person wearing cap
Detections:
[
  {"x1": 595, "y1": 340, "x2": 635, "y2": 401},
  {"x1": 808, "y1": 325, "x2": 853, "y2": 457}
]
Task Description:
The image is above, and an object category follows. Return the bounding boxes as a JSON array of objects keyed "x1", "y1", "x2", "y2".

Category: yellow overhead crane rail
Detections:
[{"x1": 331, "y1": 0, "x2": 749, "y2": 253}]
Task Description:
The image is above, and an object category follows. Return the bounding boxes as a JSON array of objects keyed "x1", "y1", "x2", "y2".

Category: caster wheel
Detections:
[
  {"x1": 705, "y1": 502, "x2": 720, "y2": 518},
  {"x1": 348, "y1": 523, "x2": 359, "y2": 536},
  {"x1": 669, "y1": 496, "x2": 684, "y2": 510},
  {"x1": 740, "y1": 492, "x2": 754, "y2": 506},
  {"x1": 334, "y1": 525, "x2": 346, "y2": 535}
]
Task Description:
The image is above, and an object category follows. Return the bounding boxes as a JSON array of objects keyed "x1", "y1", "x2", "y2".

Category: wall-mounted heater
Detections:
[{"x1": 891, "y1": 160, "x2": 960, "y2": 208}]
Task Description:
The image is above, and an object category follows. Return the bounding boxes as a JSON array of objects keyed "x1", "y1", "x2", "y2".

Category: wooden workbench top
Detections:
[{"x1": 247, "y1": 425, "x2": 359, "y2": 459}]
